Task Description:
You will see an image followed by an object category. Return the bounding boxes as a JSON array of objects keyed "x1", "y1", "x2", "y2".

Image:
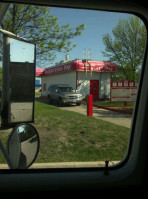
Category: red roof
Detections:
[
  {"x1": 36, "y1": 60, "x2": 117, "y2": 77},
  {"x1": 36, "y1": 68, "x2": 45, "y2": 77}
]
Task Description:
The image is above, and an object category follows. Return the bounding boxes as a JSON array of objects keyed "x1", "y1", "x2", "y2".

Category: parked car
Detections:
[{"x1": 47, "y1": 84, "x2": 83, "y2": 106}]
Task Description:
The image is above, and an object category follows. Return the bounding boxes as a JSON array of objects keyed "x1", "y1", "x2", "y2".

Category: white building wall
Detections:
[
  {"x1": 41, "y1": 72, "x2": 76, "y2": 96},
  {"x1": 41, "y1": 71, "x2": 111, "y2": 99},
  {"x1": 77, "y1": 72, "x2": 100, "y2": 98},
  {"x1": 77, "y1": 72, "x2": 111, "y2": 99},
  {"x1": 100, "y1": 73, "x2": 111, "y2": 99}
]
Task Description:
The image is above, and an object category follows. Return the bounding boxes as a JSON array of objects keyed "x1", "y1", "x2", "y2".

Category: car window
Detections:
[
  {"x1": 52, "y1": 86, "x2": 57, "y2": 92},
  {"x1": 0, "y1": 3, "x2": 146, "y2": 170},
  {"x1": 48, "y1": 86, "x2": 51, "y2": 91},
  {"x1": 59, "y1": 87, "x2": 72, "y2": 92},
  {"x1": 49, "y1": 86, "x2": 53, "y2": 91}
]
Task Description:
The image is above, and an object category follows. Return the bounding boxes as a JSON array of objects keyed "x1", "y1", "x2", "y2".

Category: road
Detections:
[{"x1": 59, "y1": 104, "x2": 132, "y2": 128}]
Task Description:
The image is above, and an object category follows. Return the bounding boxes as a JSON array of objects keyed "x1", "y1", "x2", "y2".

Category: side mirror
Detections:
[
  {"x1": 7, "y1": 123, "x2": 40, "y2": 169},
  {"x1": 55, "y1": 89, "x2": 59, "y2": 93}
]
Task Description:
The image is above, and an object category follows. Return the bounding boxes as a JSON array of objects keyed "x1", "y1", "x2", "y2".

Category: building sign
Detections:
[
  {"x1": 45, "y1": 64, "x2": 72, "y2": 75},
  {"x1": 111, "y1": 80, "x2": 138, "y2": 102},
  {"x1": 42, "y1": 60, "x2": 117, "y2": 76},
  {"x1": 78, "y1": 61, "x2": 117, "y2": 72}
]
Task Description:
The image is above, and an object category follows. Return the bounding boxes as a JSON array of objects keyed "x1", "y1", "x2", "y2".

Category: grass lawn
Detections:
[{"x1": 0, "y1": 100, "x2": 131, "y2": 164}]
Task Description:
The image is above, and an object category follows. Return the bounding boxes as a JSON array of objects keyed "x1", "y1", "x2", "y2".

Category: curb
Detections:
[{"x1": 93, "y1": 104, "x2": 133, "y2": 115}]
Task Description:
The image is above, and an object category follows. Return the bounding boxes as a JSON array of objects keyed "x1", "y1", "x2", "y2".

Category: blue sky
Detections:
[
  {"x1": 47, "y1": 7, "x2": 132, "y2": 66},
  {"x1": 10, "y1": 38, "x2": 34, "y2": 63},
  {"x1": 0, "y1": 7, "x2": 133, "y2": 68}
]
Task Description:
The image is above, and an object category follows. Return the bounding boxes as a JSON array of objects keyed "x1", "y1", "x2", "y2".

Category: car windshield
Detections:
[
  {"x1": 0, "y1": 3, "x2": 146, "y2": 170},
  {"x1": 59, "y1": 87, "x2": 75, "y2": 92}
]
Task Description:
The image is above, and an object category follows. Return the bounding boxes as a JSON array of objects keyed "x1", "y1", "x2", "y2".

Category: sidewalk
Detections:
[
  {"x1": 36, "y1": 97, "x2": 132, "y2": 128},
  {"x1": 59, "y1": 104, "x2": 132, "y2": 128},
  {"x1": 92, "y1": 106, "x2": 132, "y2": 128}
]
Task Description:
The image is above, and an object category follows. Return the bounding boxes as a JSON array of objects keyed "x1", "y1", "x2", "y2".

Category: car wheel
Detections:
[
  {"x1": 58, "y1": 98, "x2": 63, "y2": 106},
  {"x1": 48, "y1": 95, "x2": 52, "y2": 104},
  {"x1": 76, "y1": 103, "x2": 81, "y2": 106}
]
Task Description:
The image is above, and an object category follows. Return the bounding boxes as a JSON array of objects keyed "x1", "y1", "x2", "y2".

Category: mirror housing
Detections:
[
  {"x1": 7, "y1": 123, "x2": 40, "y2": 169},
  {"x1": 55, "y1": 89, "x2": 59, "y2": 93}
]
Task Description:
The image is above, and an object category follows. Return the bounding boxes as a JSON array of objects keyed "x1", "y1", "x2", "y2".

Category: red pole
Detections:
[
  {"x1": 124, "y1": 101, "x2": 127, "y2": 107},
  {"x1": 87, "y1": 95, "x2": 93, "y2": 117}
]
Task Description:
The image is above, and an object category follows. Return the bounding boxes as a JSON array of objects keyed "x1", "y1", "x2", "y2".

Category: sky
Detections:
[
  {"x1": 0, "y1": 6, "x2": 133, "y2": 68},
  {"x1": 10, "y1": 38, "x2": 35, "y2": 63},
  {"x1": 45, "y1": 7, "x2": 132, "y2": 67}
]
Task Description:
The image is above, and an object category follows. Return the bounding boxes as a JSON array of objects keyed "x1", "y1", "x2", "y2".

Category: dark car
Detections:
[{"x1": 47, "y1": 84, "x2": 83, "y2": 106}]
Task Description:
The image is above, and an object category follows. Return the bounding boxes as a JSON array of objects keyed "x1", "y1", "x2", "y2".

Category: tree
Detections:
[
  {"x1": 102, "y1": 16, "x2": 146, "y2": 81},
  {"x1": 0, "y1": 4, "x2": 85, "y2": 67}
]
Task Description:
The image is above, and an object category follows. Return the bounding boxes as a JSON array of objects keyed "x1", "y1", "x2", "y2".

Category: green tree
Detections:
[
  {"x1": 0, "y1": 4, "x2": 85, "y2": 67},
  {"x1": 102, "y1": 16, "x2": 146, "y2": 81}
]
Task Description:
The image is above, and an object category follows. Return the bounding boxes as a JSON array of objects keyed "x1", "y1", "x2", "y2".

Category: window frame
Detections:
[{"x1": 0, "y1": 0, "x2": 148, "y2": 193}]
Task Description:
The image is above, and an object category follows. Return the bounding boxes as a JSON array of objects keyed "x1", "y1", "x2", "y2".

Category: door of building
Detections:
[{"x1": 90, "y1": 80, "x2": 99, "y2": 100}]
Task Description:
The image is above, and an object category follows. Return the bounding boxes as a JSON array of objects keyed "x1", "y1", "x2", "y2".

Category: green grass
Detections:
[
  {"x1": 34, "y1": 100, "x2": 130, "y2": 163},
  {"x1": 0, "y1": 128, "x2": 12, "y2": 164},
  {"x1": 0, "y1": 100, "x2": 131, "y2": 164}
]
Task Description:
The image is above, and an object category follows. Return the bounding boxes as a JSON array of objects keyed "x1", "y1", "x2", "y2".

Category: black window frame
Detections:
[{"x1": 0, "y1": 0, "x2": 148, "y2": 195}]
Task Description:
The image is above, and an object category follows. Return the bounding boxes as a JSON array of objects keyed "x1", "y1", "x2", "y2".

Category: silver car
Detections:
[{"x1": 47, "y1": 84, "x2": 83, "y2": 106}]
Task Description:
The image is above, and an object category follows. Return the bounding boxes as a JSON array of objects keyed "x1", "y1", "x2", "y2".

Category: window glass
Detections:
[
  {"x1": 10, "y1": 39, "x2": 34, "y2": 63},
  {"x1": 0, "y1": 3, "x2": 146, "y2": 169}
]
